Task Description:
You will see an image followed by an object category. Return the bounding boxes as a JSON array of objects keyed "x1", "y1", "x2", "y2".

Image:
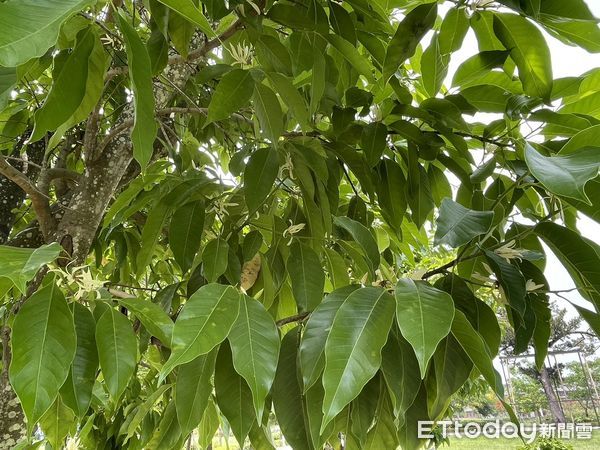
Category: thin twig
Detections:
[{"x1": 276, "y1": 312, "x2": 310, "y2": 327}]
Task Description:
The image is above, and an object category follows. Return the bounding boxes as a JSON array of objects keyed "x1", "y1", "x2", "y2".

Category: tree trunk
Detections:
[{"x1": 539, "y1": 367, "x2": 566, "y2": 423}]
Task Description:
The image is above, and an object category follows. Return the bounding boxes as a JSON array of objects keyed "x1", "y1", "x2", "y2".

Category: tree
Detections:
[
  {"x1": 502, "y1": 303, "x2": 599, "y2": 423},
  {"x1": 1, "y1": 0, "x2": 600, "y2": 449}
]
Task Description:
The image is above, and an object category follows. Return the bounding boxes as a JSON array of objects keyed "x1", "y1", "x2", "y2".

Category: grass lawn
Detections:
[{"x1": 444, "y1": 433, "x2": 600, "y2": 449}]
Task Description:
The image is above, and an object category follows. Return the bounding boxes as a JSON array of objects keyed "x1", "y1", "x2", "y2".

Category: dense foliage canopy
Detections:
[{"x1": 1, "y1": 0, "x2": 600, "y2": 449}]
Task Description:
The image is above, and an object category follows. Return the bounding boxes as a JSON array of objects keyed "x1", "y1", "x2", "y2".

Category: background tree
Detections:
[{"x1": 1, "y1": 0, "x2": 600, "y2": 449}]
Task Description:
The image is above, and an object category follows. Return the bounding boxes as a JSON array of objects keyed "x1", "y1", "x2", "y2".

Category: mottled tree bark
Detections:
[{"x1": 539, "y1": 366, "x2": 566, "y2": 423}]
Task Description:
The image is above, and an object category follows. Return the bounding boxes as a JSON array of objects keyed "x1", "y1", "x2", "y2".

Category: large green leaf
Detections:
[
  {"x1": 438, "y1": 7, "x2": 469, "y2": 55},
  {"x1": 201, "y1": 238, "x2": 230, "y2": 282},
  {"x1": 287, "y1": 241, "x2": 325, "y2": 312},
  {"x1": 206, "y1": 69, "x2": 255, "y2": 124},
  {"x1": 434, "y1": 198, "x2": 494, "y2": 248},
  {"x1": 0, "y1": 243, "x2": 61, "y2": 293},
  {"x1": 382, "y1": 3, "x2": 437, "y2": 81},
  {"x1": 429, "y1": 335, "x2": 473, "y2": 420},
  {"x1": 266, "y1": 72, "x2": 311, "y2": 130},
  {"x1": 534, "y1": 222, "x2": 600, "y2": 310},
  {"x1": 118, "y1": 13, "x2": 158, "y2": 169},
  {"x1": 0, "y1": 66, "x2": 16, "y2": 112},
  {"x1": 60, "y1": 303, "x2": 98, "y2": 418},
  {"x1": 299, "y1": 285, "x2": 359, "y2": 392},
  {"x1": 363, "y1": 380, "x2": 399, "y2": 450},
  {"x1": 95, "y1": 308, "x2": 138, "y2": 401},
  {"x1": 361, "y1": 122, "x2": 388, "y2": 168},
  {"x1": 381, "y1": 328, "x2": 421, "y2": 419},
  {"x1": 169, "y1": 200, "x2": 205, "y2": 274},
  {"x1": 484, "y1": 250, "x2": 527, "y2": 316},
  {"x1": 174, "y1": 349, "x2": 217, "y2": 435},
  {"x1": 493, "y1": 12, "x2": 553, "y2": 100},
  {"x1": 272, "y1": 328, "x2": 313, "y2": 450},
  {"x1": 146, "y1": 401, "x2": 183, "y2": 449},
  {"x1": 33, "y1": 30, "x2": 98, "y2": 143},
  {"x1": 321, "y1": 287, "x2": 395, "y2": 431},
  {"x1": 39, "y1": 396, "x2": 76, "y2": 450},
  {"x1": 156, "y1": 0, "x2": 214, "y2": 37},
  {"x1": 228, "y1": 294, "x2": 280, "y2": 421},
  {"x1": 421, "y1": 34, "x2": 449, "y2": 98},
  {"x1": 9, "y1": 282, "x2": 76, "y2": 427},
  {"x1": 333, "y1": 216, "x2": 379, "y2": 276},
  {"x1": 214, "y1": 343, "x2": 256, "y2": 446},
  {"x1": 115, "y1": 297, "x2": 174, "y2": 346},
  {"x1": 124, "y1": 384, "x2": 172, "y2": 441},
  {"x1": 451, "y1": 310, "x2": 504, "y2": 397},
  {"x1": 325, "y1": 34, "x2": 375, "y2": 82},
  {"x1": 160, "y1": 283, "x2": 240, "y2": 379},
  {"x1": 47, "y1": 28, "x2": 109, "y2": 149},
  {"x1": 525, "y1": 144, "x2": 600, "y2": 204},
  {"x1": 244, "y1": 147, "x2": 279, "y2": 213},
  {"x1": 253, "y1": 83, "x2": 284, "y2": 146},
  {"x1": 375, "y1": 159, "x2": 407, "y2": 233},
  {"x1": 0, "y1": 0, "x2": 93, "y2": 67},
  {"x1": 394, "y1": 279, "x2": 455, "y2": 378},
  {"x1": 452, "y1": 50, "x2": 510, "y2": 87}
]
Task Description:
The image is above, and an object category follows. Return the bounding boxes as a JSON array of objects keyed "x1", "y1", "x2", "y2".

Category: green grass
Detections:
[{"x1": 444, "y1": 433, "x2": 600, "y2": 449}]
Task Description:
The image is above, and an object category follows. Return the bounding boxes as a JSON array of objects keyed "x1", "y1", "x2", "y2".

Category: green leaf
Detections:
[
  {"x1": 253, "y1": 83, "x2": 284, "y2": 145},
  {"x1": 438, "y1": 7, "x2": 469, "y2": 55},
  {"x1": 421, "y1": 34, "x2": 449, "y2": 98},
  {"x1": 118, "y1": 13, "x2": 158, "y2": 169},
  {"x1": 228, "y1": 294, "x2": 280, "y2": 421},
  {"x1": 202, "y1": 238, "x2": 230, "y2": 282},
  {"x1": 321, "y1": 287, "x2": 395, "y2": 431},
  {"x1": 0, "y1": 0, "x2": 93, "y2": 67},
  {"x1": 95, "y1": 308, "x2": 138, "y2": 401},
  {"x1": 206, "y1": 69, "x2": 255, "y2": 124},
  {"x1": 364, "y1": 381, "x2": 399, "y2": 450},
  {"x1": 493, "y1": 12, "x2": 553, "y2": 101},
  {"x1": 534, "y1": 222, "x2": 600, "y2": 310},
  {"x1": 0, "y1": 66, "x2": 16, "y2": 112},
  {"x1": 146, "y1": 401, "x2": 183, "y2": 449},
  {"x1": 394, "y1": 279, "x2": 455, "y2": 378},
  {"x1": 272, "y1": 328, "x2": 313, "y2": 450},
  {"x1": 124, "y1": 384, "x2": 172, "y2": 440},
  {"x1": 287, "y1": 241, "x2": 325, "y2": 312},
  {"x1": 9, "y1": 282, "x2": 76, "y2": 427},
  {"x1": 429, "y1": 335, "x2": 473, "y2": 419},
  {"x1": 361, "y1": 122, "x2": 387, "y2": 167},
  {"x1": 375, "y1": 159, "x2": 407, "y2": 233},
  {"x1": 310, "y1": 52, "x2": 326, "y2": 115},
  {"x1": 244, "y1": 147, "x2": 279, "y2": 213},
  {"x1": 333, "y1": 216, "x2": 379, "y2": 276},
  {"x1": 525, "y1": 144, "x2": 600, "y2": 204},
  {"x1": 39, "y1": 396, "x2": 76, "y2": 450},
  {"x1": 325, "y1": 34, "x2": 375, "y2": 82},
  {"x1": 452, "y1": 50, "x2": 510, "y2": 87},
  {"x1": 215, "y1": 343, "x2": 256, "y2": 446},
  {"x1": 381, "y1": 329, "x2": 421, "y2": 418},
  {"x1": 299, "y1": 285, "x2": 359, "y2": 391},
  {"x1": 540, "y1": 16, "x2": 600, "y2": 53},
  {"x1": 114, "y1": 297, "x2": 174, "y2": 346},
  {"x1": 160, "y1": 284, "x2": 240, "y2": 379},
  {"x1": 60, "y1": 303, "x2": 98, "y2": 418},
  {"x1": 175, "y1": 349, "x2": 218, "y2": 435},
  {"x1": 30, "y1": 28, "x2": 95, "y2": 142},
  {"x1": 266, "y1": 72, "x2": 311, "y2": 130},
  {"x1": 198, "y1": 398, "x2": 220, "y2": 450},
  {"x1": 382, "y1": 3, "x2": 437, "y2": 81},
  {"x1": 157, "y1": 0, "x2": 214, "y2": 37},
  {"x1": 169, "y1": 200, "x2": 205, "y2": 273},
  {"x1": 47, "y1": 29, "x2": 108, "y2": 149},
  {"x1": 434, "y1": 198, "x2": 494, "y2": 248},
  {"x1": 0, "y1": 243, "x2": 61, "y2": 294},
  {"x1": 483, "y1": 250, "x2": 527, "y2": 316},
  {"x1": 451, "y1": 310, "x2": 504, "y2": 397}
]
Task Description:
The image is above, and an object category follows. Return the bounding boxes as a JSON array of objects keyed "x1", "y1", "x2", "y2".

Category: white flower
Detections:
[
  {"x1": 526, "y1": 279, "x2": 545, "y2": 292},
  {"x1": 283, "y1": 220, "x2": 306, "y2": 245},
  {"x1": 494, "y1": 240, "x2": 525, "y2": 263},
  {"x1": 278, "y1": 153, "x2": 295, "y2": 179},
  {"x1": 228, "y1": 43, "x2": 253, "y2": 67}
]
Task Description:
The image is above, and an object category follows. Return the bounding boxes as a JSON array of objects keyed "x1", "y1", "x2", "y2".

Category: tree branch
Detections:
[
  {"x1": 0, "y1": 156, "x2": 55, "y2": 239},
  {"x1": 276, "y1": 312, "x2": 310, "y2": 327}
]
